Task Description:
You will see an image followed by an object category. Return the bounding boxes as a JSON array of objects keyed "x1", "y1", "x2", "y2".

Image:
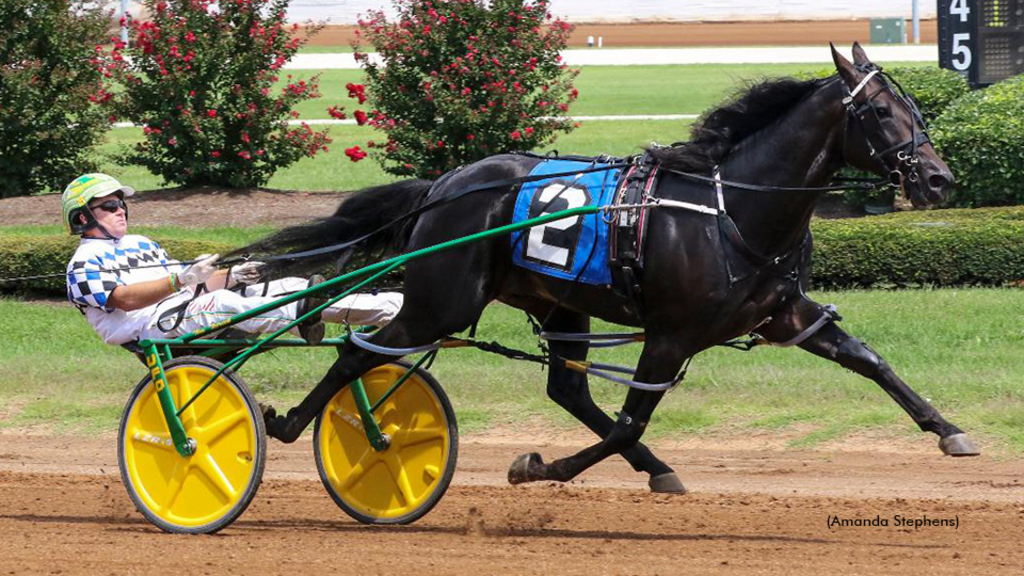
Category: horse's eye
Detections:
[{"x1": 876, "y1": 106, "x2": 892, "y2": 119}]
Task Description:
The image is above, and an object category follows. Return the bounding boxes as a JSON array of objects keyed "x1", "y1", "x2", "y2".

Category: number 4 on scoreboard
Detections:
[{"x1": 950, "y1": 0, "x2": 970, "y2": 22}]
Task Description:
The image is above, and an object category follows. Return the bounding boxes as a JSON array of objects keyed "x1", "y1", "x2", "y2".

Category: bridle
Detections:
[{"x1": 840, "y1": 63, "x2": 932, "y2": 187}]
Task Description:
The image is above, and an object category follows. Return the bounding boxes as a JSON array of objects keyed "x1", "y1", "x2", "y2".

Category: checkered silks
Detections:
[{"x1": 66, "y1": 237, "x2": 180, "y2": 311}]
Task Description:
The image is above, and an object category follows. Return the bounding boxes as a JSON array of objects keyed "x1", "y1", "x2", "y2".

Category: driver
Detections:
[{"x1": 62, "y1": 173, "x2": 402, "y2": 346}]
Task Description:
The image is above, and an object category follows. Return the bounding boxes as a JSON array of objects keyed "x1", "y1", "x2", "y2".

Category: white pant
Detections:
[{"x1": 139, "y1": 277, "x2": 403, "y2": 340}]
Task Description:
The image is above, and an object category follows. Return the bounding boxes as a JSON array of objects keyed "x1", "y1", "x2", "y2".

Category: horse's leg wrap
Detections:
[{"x1": 835, "y1": 337, "x2": 883, "y2": 377}]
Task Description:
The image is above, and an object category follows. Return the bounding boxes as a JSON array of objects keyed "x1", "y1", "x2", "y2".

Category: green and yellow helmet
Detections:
[{"x1": 61, "y1": 173, "x2": 135, "y2": 235}]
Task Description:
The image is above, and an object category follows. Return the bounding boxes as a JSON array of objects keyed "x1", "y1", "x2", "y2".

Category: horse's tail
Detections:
[{"x1": 229, "y1": 178, "x2": 434, "y2": 279}]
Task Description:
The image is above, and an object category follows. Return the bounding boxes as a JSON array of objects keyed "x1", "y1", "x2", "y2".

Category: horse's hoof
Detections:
[
  {"x1": 648, "y1": 472, "x2": 687, "y2": 494},
  {"x1": 508, "y1": 452, "x2": 543, "y2": 485},
  {"x1": 939, "y1": 433, "x2": 981, "y2": 457}
]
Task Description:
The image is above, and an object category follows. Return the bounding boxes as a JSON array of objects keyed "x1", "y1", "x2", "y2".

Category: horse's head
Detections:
[{"x1": 831, "y1": 43, "x2": 953, "y2": 207}]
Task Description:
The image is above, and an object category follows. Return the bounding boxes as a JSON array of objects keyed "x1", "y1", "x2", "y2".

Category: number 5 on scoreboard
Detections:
[{"x1": 952, "y1": 32, "x2": 972, "y2": 70}]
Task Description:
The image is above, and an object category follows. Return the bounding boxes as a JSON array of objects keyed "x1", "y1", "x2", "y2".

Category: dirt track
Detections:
[
  {"x1": 1, "y1": 433, "x2": 1022, "y2": 575},
  {"x1": 312, "y1": 19, "x2": 939, "y2": 48}
]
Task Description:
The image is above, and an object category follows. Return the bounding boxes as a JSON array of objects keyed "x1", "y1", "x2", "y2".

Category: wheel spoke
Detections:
[
  {"x1": 129, "y1": 428, "x2": 177, "y2": 453},
  {"x1": 197, "y1": 410, "x2": 248, "y2": 446},
  {"x1": 339, "y1": 447, "x2": 378, "y2": 492},
  {"x1": 173, "y1": 368, "x2": 197, "y2": 425},
  {"x1": 197, "y1": 453, "x2": 237, "y2": 500},
  {"x1": 155, "y1": 458, "x2": 187, "y2": 515},
  {"x1": 383, "y1": 453, "x2": 416, "y2": 507},
  {"x1": 329, "y1": 406, "x2": 366, "y2": 435},
  {"x1": 395, "y1": 426, "x2": 446, "y2": 449}
]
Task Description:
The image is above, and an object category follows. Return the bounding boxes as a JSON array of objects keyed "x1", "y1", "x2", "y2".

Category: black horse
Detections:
[{"x1": 241, "y1": 44, "x2": 978, "y2": 494}]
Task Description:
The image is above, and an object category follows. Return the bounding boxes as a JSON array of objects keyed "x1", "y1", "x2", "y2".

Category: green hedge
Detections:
[
  {"x1": 931, "y1": 75, "x2": 1024, "y2": 208},
  {"x1": 0, "y1": 236, "x2": 233, "y2": 297},
  {"x1": 793, "y1": 65, "x2": 968, "y2": 124},
  {"x1": 3, "y1": 208, "x2": 1022, "y2": 296},
  {"x1": 810, "y1": 206, "x2": 1024, "y2": 288}
]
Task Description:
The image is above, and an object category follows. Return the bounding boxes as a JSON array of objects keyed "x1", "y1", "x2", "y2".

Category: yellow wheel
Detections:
[
  {"x1": 314, "y1": 361, "x2": 457, "y2": 524},
  {"x1": 118, "y1": 356, "x2": 266, "y2": 534}
]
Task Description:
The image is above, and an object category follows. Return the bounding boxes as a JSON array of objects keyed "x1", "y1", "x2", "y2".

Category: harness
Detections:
[
  {"x1": 607, "y1": 152, "x2": 659, "y2": 306},
  {"x1": 839, "y1": 64, "x2": 931, "y2": 188}
]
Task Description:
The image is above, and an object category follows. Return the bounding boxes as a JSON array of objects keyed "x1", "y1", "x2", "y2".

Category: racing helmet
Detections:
[{"x1": 61, "y1": 173, "x2": 135, "y2": 235}]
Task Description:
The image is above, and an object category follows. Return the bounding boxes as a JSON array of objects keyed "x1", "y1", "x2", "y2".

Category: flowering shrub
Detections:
[
  {"x1": 0, "y1": 0, "x2": 112, "y2": 197},
  {"x1": 352, "y1": 0, "x2": 579, "y2": 178},
  {"x1": 102, "y1": 0, "x2": 332, "y2": 188}
]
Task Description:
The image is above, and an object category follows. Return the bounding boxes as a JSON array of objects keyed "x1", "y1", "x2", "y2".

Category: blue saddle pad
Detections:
[{"x1": 510, "y1": 159, "x2": 624, "y2": 285}]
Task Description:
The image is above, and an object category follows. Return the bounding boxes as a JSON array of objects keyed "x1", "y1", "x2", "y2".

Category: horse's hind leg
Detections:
[
  {"x1": 541, "y1": 308, "x2": 684, "y2": 493},
  {"x1": 266, "y1": 281, "x2": 492, "y2": 443},
  {"x1": 509, "y1": 334, "x2": 692, "y2": 485},
  {"x1": 759, "y1": 298, "x2": 979, "y2": 456}
]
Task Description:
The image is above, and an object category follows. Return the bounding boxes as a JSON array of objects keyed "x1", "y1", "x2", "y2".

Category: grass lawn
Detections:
[
  {"x1": 83, "y1": 119, "x2": 692, "y2": 193},
  {"x1": 1, "y1": 289, "x2": 1022, "y2": 451}
]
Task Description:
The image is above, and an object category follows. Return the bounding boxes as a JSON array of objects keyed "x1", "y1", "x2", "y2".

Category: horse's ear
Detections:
[
  {"x1": 851, "y1": 42, "x2": 871, "y2": 66},
  {"x1": 831, "y1": 43, "x2": 857, "y2": 87}
]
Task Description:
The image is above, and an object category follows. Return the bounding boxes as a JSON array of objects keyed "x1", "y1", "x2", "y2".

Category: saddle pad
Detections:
[{"x1": 510, "y1": 159, "x2": 624, "y2": 285}]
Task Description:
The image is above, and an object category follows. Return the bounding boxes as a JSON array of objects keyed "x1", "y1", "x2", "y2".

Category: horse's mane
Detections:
[{"x1": 648, "y1": 76, "x2": 834, "y2": 174}]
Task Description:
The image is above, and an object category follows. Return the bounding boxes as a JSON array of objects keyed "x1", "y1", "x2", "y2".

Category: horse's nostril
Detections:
[{"x1": 928, "y1": 173, "x2": 950, "y2": 190}]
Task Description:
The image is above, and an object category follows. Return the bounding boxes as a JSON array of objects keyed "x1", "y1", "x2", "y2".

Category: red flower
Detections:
[
  {"x1": 354, "y1": 110, "x2": 368, "y2": 125},
  {"x1": 510, "y1": 130, "x2": 521, "y2": 140},
  {"x1": 238, "y1": 151, "x2": 251, "y2": 160},
  {"x1": 345, "y1": 146, "x2": 368, "y2": 162},
  {"x1": 327, "y1": 106, "x2": 347, "y2": 119},
  {"x1": 466, "y1": 134, "x2": 475, "y2": 141},
  {"x1": 211, "y1": 150, "x2": 220, "y2": 158},
  {"x1": 524, "y1": 127, "x2": 534, "y2": 136},
  {"x1": 346, "y1": 83, "x2": 367, "y2": 104},
  {"x1": 206, "y1": 109, "x2": 217, "y2": 118}
]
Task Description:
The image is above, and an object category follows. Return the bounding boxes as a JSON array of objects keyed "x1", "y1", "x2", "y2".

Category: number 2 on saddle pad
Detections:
[{"x1": 510, "y1": 159, "x2": 623, "y2": 285}]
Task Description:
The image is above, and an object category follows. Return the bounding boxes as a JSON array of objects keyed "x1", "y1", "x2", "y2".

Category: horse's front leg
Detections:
[
  {"x1": 541, "y1": 308, "x2": 684, "y2": 493},
  {"x1": 760, "y1": 298, "x2": 980, "y2": 456},
  {"x1": 508, "y1": 335, "x2": 690, "y2": 485}
]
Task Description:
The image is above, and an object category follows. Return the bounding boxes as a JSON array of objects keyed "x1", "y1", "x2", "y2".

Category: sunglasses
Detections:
[{"x1": 92, "y1": 198, "x2": 126, "y2": 214}]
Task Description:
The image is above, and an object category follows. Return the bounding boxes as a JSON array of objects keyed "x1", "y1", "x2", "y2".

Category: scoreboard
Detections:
[{"x1": 938, "y1": 0, "x2": 1024, "y2": 86}]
